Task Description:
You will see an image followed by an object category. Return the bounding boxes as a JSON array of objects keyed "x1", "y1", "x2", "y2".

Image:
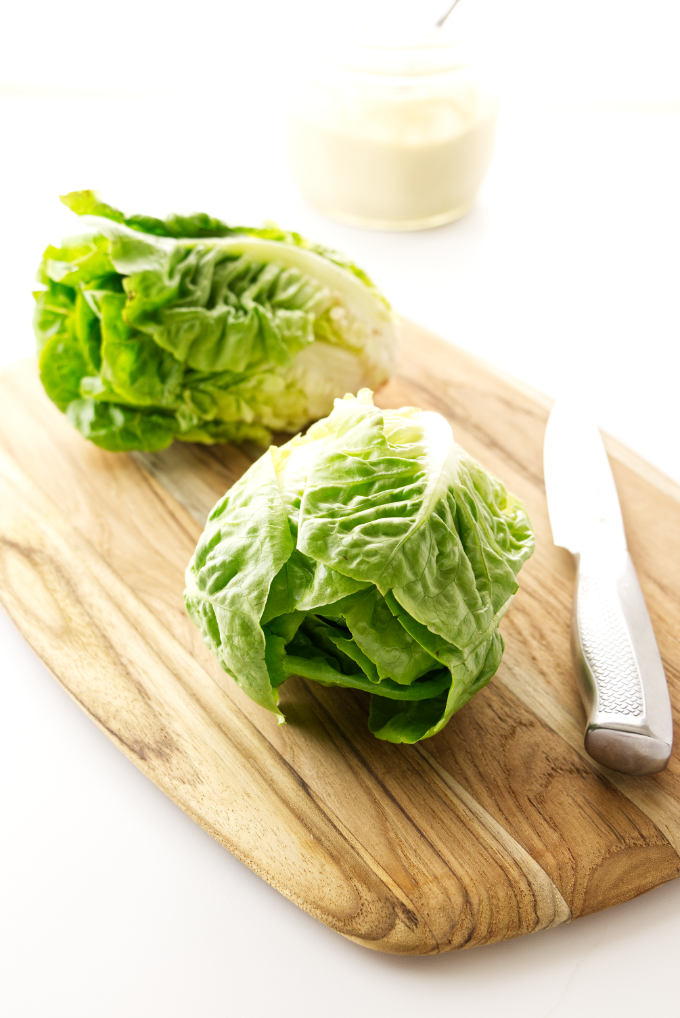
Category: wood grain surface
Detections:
[{"x1": 1, "y1": 322, "x2": 679, "y2": 954}]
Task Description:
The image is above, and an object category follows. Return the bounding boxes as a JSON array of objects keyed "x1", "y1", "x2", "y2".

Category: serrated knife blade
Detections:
[{"x1": 543, "y1": 399, "x2": 673, "y2": 775}]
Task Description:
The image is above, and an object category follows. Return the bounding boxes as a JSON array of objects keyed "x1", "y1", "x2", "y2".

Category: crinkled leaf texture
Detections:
[
  {"x1": 34, "y1": 191, "x2": 397, "y2": 451},
  {"x1": 185, "y1": 391, "x2": 535, "y2": 743}
]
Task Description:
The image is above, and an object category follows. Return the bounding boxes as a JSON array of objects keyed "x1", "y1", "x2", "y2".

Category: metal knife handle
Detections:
[{"x1": 573, "y1": 549, "x2": 673, "y2": 775}]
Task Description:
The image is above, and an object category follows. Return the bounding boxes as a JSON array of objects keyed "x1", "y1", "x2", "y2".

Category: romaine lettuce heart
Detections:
[
  {"x1": 185, "y1": 390, "x2": 535, "y2": 743},
  {"x1": 34, "y1": 192, "x2": 397, "y2": 451}
]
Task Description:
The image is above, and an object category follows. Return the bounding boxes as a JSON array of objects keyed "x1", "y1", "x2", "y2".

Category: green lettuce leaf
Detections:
[
  {"x1": 34, "y1": 192, "x2": 397, "y2": 451},
  {"x1": 185, "y1": 390, "x2": 535, "y2": 743}
]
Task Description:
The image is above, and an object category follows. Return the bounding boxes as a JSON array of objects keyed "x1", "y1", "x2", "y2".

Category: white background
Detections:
[{"x1": 1, "y1": 2, "x2": 679, "y2": 1015}]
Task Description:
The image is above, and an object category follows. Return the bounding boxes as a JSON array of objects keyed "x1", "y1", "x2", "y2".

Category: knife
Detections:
[{"x1": 543, "y1": 399, "x2": 673, "y2": 775}]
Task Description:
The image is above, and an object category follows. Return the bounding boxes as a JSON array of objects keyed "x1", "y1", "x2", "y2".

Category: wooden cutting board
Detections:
[{"x1": 2, "y1": 323, "x2": 680, "y2": 955}]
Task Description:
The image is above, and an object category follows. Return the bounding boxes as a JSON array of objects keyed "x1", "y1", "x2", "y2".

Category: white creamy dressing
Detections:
[{"x1": 288, "y1": 48, "x2": 497, "y2": 230}]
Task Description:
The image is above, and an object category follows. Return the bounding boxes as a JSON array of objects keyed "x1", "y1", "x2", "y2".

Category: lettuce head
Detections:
[
  {"x1": 185, "y1": 390, "x2": 534, "y2": 743},
  {"x1": 34, "y1": 192, "x2": 397, "y2": 451}
]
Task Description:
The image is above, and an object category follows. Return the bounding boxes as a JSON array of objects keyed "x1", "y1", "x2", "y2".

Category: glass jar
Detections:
[{"x1": 287, "y1": 36, "x2": 498, "y2": 230}]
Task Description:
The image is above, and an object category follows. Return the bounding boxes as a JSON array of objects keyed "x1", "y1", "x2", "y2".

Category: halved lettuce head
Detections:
[
  {"x1": 185, "y1": 391, "x2": 534, "y2": 743},
  {"x1": 34, "y1": 191, "x2": 397, "y2": 451}
]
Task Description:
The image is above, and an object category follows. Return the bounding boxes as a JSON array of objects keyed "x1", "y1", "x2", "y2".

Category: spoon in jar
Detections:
[{"x1": 435, "y1": 0, "x2": 463, "y2": 29}]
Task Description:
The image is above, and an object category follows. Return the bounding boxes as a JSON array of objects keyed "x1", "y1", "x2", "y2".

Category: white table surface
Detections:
[{"x1": 2, "y1": 44, "x2": 680, "y2": 1018}]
